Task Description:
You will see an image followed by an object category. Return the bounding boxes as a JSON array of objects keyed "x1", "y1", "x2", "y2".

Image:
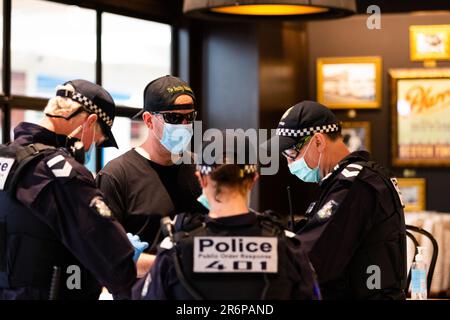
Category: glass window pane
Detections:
[
  {"x1": 11, "y1": 0, "x2": 96, "y2": 97},
  {"x1": 102, "y1": 13, "x2": 171, "y2": 107},
  {"x1": 11, "y1": 108, "x2": 44, "y2": 139},
  {"x1": 102, "y1": 117, "x2": 147, "y2": 166}
]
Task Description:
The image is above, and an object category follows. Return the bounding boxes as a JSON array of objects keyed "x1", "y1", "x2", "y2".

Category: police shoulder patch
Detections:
[
  {"x1": 340, "y1": 163, "x2": 363, "y2": 179},
  {"x1": 316, "y1": 200, "x2": 339, "y2": 220},
  {"x1": 46, "y1": 154, "x2": 73, "y2": 178},
  {"x1": 90, "y1": 196, "x2": 112, "y2": 218}
]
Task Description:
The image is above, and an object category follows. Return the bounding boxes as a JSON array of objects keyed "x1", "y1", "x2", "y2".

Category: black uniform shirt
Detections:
[
  {"x1": 3, "y1": 122, "x2": 136, "y2": 297},
  {"x1": 133, "y1": 212, "x2": 320, "y2": 300},
  {"x1": 297, "y1": 151, "x2": 406, "y2": 299},
  {"x1": 96, "y1": 149, "x2": 205, "y2": 246}
]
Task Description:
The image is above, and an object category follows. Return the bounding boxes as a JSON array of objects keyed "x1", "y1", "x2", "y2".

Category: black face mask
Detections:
[
  {"x1": 66, "y1": 139, "x2": 86, "y2": 164},
  {"x1": 66, "y1": 124, "x2": 98, "y2": 165},
  {"x1": 63, "y1": 123, "x2": 87, "y2": 165}
]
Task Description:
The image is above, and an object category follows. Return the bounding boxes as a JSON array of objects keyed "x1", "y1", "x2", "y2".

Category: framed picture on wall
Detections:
[
  {"x1": 410, "y1": 25, "x2": 450, "y2": 61},
  {"x1": 316, "y1": 56, "x2": 382, "y2": 109},
  {"x1": 396, "y1": 178, "x2": 426, "y2": 212},
  {"x1": 341, "y1": 121, "x2": 371, "y2": 153},
  {"x1": 389, "y1": 68, "x2": 450, "y2": 166}
]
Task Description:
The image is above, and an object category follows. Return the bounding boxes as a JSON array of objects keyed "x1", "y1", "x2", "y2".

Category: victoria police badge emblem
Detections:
[
  {"x1": 90, "y1": 196, "x2": 112, "y2": 218},
  {"x1": 316, "y1": 200, "x2": 338, "y2": 220}
]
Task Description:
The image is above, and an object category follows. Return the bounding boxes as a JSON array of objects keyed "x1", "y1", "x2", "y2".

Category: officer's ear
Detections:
[
  {"x1": 142, "y1": 112, "x2": 154, "y2": 129},
  {"x1": 314, "y1": 133, "x2": 327, "y2": 153},
  {"x1": 85, "y1": 113, "x2": 98, "y2": 129}
]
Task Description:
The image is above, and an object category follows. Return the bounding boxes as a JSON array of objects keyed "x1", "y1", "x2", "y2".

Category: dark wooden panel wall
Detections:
[
  {"x1": 257, "y1": 21, "x2": 319, "y2": 216},
  {"x1": 185, "y1": 19, "x2": 316, "y2": 215},
  {"x1": 186, "y1": 21, "x2": 262, "y2": 208}
]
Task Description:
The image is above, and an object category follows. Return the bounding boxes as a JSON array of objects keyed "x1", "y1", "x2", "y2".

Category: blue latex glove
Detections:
[{"x1": 127, "y1": 233, "x2": 149, "y2": 262}]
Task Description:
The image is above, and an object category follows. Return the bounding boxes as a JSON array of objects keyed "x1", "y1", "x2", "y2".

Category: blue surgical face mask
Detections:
[
  {"x1": 197, "y1": 193, "x2": 210, "y2": 210},
  {"x1": 158, "y1": 121, "x2": 193, "y2": 154},
  {"x1": 79, "y1": 123, "x2": 97, "y2": 165},
  {"x1": 288, "y1": 139, "x2": 322, "y2": 183},
  {"x1": 84, "y1": 141, "x2": 95, "y2": 165}
]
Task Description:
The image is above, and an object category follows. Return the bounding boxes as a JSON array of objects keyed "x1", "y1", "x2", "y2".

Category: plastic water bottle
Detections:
[{"x1": 411, "y1": 246, "x2": 428, "y2": 300}]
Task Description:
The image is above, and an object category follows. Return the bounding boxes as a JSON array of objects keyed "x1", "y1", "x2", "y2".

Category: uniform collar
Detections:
[
  {"x1": 319, "y1": 150, "x2": 371, "y2": 187},
  {"x1": 13, "y1": 122, "x2": 77, "y2": 148},
  {"x1": 205, "y1": 212, "x2": 257, "y2": 227}
]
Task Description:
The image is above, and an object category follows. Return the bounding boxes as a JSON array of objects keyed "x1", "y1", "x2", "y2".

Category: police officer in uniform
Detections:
[
  {"x1": 133, "y1": 132, "x2": 320, "y2": 300},
  {"x1": 96, "y1": 76, "x2": 206, "y2": 256},
  {"x1": 0, "y1": 80, "x2": 145, "y2": 299},
  {"x1": 266, "y1": 101, "x2": 407, "y2": 299}
]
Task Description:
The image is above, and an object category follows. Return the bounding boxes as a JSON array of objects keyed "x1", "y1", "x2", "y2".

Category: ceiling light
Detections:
[{"x1": 184, "y1": 0, "x2": 356, "y2": 20}]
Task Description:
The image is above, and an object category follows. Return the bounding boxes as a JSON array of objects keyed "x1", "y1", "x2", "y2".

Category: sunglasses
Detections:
[
  {"x1": 152, "y1": 111, "x2": 197, "y2": 124},
  {"x1": 282, "y1": 136, "x2": 312, "y2": 161}
]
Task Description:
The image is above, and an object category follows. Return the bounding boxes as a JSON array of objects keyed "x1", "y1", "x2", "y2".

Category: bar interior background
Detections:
[{"x1": 1, "y1": 3, "x2": 449, "y2": 296}]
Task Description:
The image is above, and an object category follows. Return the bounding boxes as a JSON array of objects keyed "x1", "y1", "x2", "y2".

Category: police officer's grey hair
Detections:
[
  {"x1": 44, "y1": 84, "x2": 82, "y2": 117},
  {"x1": 44, "y1": 84, "x2": 102, "y2": 132}
]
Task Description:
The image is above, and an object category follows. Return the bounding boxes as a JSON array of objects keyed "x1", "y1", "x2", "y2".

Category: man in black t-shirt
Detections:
[{"x1": 96, "y1": 76, "x2": 206, "y2": 260}]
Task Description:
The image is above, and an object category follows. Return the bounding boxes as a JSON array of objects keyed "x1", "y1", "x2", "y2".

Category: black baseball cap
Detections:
[
  {"x1": 133, "y1": 75, "x2": 196, "y2": 119},
  {"x1": 263, "y1": 100, "x2": 340, "y2": 153},
  {"x1": 56, "y1": 79, "x2": 118, "y2": 148}
]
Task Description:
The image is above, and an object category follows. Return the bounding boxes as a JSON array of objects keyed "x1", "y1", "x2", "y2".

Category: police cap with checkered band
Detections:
[
  {"x1": 268, "y1": 100, "x2": 341, "y2": 153},
  {"x1": 197, "y1": 130, "x2": 258, "y2": 177},
  {"x1": 56, "y1": 79, "x2": 118, "y2": 148}
]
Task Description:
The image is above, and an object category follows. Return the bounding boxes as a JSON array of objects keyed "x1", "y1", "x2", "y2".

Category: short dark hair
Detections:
[
  {"x1": 208, "y1": 164, "x2": 256, "y2": 202},
  {"x1": 326, "y1": 126, "x2": 342, "y2": 141}
]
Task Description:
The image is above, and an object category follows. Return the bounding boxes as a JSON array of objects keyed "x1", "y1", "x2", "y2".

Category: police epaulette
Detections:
[{"x1": 338, "y1": 162, "x2": 364, "y2": 181}]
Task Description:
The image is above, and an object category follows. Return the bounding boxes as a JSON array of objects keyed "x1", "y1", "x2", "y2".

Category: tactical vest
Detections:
[
  {"x1": 316, "y1": 160, "x2": 407, "y2": 299},
  {"x1": 0, "y1": 143, "x2": 100, "y2": 299},
  {"x1": 165, "y1": 212, "x2": 317, "y2": 300}
]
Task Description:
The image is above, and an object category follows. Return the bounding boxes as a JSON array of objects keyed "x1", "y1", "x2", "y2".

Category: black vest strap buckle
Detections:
[{"x1": 27, "y1": 144, "x2": 40, "y2": 155}]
